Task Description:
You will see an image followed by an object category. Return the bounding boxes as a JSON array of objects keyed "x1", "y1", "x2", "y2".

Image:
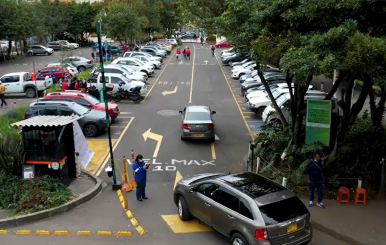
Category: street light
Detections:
[{"x1": 96, "y1": 10, "x2": 121, "y2": 190}]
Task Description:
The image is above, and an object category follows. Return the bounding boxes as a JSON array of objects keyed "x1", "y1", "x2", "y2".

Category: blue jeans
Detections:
[
  {"x1": 136, "y1": 179, "x2": 146, "y2": 200},
  {"x1": 309, "y1": 180, "x2": 324, "y2": 203}
]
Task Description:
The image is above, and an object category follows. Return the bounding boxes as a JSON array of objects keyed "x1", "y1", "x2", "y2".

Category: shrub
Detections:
[
  {"x1": 0, "y1": 135, "x2": 24, "y2": 176},
  {"x1": 206, "y1": 35, "x2": 216, "y2": 42},
  {"x1": 0, "y1": 106, "x2": 27, "y2": 138}
]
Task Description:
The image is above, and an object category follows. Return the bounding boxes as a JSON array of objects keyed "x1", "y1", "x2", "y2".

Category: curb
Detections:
[
  {"x1": 0, "y1": 171, "x2": 103, "y2": 229},
  {"x1": 311, "y1": 219, "x2": 367, "y2": 245}
]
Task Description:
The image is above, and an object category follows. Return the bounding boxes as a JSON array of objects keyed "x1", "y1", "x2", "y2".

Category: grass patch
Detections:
[
  {"x1": 0, "y1": 173, "x2": 74, "y2": 215},
  {"x1": 46, "y1": 83, "x2": 61, "y2": 93},
  {"x1": 0, "y1": 106, "x2": 27, "y2": 138}
]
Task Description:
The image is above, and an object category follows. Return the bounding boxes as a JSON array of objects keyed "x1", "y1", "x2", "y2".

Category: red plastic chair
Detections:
[{"x1": 336, "y1": 186, "x2": 350, "y2": 205}]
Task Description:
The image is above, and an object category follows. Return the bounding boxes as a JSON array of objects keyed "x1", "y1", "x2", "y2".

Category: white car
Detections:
[
  {"x1": 59, "y1": 40, "x2": 79, "y2": 49},
  {"x1": 247, "y1": 88, "x2": 290, "y2": 117},
  {"x1": 112, "y1": 58, "x2": 154, "y2": 76},
  {"x1": 231, "y1": 64, "x2": 257, "y2": 79},
  {"x1": 132, "y1": 55, "x2": 162, "y2": 69},
  {"x1": 123, "y1": 51, "x2": 163, "y2": 63},
  {"x1": 231, "y1": 61, "x2": 255, "y2": 71},
  {"x1": 95, "y1": 73, "x2": 147, "y2": 96},
  {"x1": 166, "y1": 39, "x2": 177, "y2": 46},
  {"x1": 94, "y1": 65, "x2": 147, "y2": 83}
]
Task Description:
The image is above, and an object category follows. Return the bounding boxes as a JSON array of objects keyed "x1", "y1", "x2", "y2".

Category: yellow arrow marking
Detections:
[
  {"x1": 174, "y1": 171, "x2": 183, "y2": 190},
  {"x1": 162, "y1": 86, "x2": 178, "y2": 96},
  {"x1": 142, "y1": 128, "x2": 163, "y2": 158}
]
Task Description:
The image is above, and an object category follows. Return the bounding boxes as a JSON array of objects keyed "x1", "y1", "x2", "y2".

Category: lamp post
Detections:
[{"x1": 96, "y1": 10, "x2": 121, "y2": 190}]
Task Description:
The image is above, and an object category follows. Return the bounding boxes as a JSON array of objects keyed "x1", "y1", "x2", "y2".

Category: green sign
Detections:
[{"x1": 305, "y1": 100, "x2": 331, "y2": 146}]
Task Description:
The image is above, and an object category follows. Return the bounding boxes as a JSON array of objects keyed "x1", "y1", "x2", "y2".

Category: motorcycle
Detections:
[
  {"x1": 86, "y1": 85, "x2": 99, "y2": 98},
  {"x1": 113, "y1": 82, "x2": 142, "y2": 103}
]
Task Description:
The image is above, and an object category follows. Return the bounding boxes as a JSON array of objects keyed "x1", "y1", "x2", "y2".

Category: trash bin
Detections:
[{"x1": 104, "y1": 54, "x2": 110, "y2": 61}]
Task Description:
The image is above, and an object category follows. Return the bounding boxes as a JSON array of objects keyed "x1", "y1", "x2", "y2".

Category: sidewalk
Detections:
[{"x1": 302, "y1": 198, "x2": 386, "y2": 245}]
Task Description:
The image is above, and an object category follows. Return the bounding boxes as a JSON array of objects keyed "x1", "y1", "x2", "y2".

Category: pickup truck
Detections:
[
  {"x1": 0, "y1": 72, "x2": 53, "y2": 98},
  {"x1": 90, "y1": 73, "x2": 147, "y2": 96}
]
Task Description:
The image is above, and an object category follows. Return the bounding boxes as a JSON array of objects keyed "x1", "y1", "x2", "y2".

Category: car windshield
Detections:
[
  {"x1": 134, "y1": 59, "x2": 144, "y2": 65},
  {"x1": 259, "y1": 197, "x2": 308, "y2": 226},
  {"x1": 84, "y1": 95, "x2": 100, "y2": 105},
  {"x1": 69, "y1": 103, "x2": 89, "y2": 115},
  {"x1": 251, "y1": 71, "x2": 258, "y2": 76},
  {"x1": 275, "y1": 94, "x2": 288, "y2": 107},
  {"x1": 186, "y1": 111, "x2": 211, "y2": 121}
]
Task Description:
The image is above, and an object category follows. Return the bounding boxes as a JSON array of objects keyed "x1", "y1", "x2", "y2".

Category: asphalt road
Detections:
[{"x1": 1, "y1": 45, "x2": 349, "y2": 245}]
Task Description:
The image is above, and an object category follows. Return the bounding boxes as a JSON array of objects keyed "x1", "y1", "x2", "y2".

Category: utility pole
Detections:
[{"x1": 96, "y1": 11, "x2": 121, "y2": 190}]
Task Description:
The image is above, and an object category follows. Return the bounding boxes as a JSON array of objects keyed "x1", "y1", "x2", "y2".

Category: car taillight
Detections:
[
  {"x1": 255, "y1": 228, "x2": 268, "y2": 241},
  {"x1": 182, "y1": 124, "x2": 189, "y2": 129},
  {"x1": 208, "y1": 123, "x2": 214, "y2": 130},
  {"x1": 23, "y1": 113, "x2": 26, "y2": 119},
  {"x1": 87, "y1": 61, "x2": 92, "y2": 64}
]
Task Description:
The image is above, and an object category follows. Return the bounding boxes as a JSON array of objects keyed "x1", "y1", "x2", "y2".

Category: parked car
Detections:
[
  {"x1": 148, "y1": 42, "x2": 172, "y2": 51},
  {"x1": 221, "y1": 47, "x2": 234, "y2": 56},
  {"x1": 142, "y1": 45, "x2": 168, "y2": 56},
  {"x1": 46, "y1": 41, "x2": 70, "y2": 50},
  {"x1": 174, "y1": 171, "x2": 312, "y2": 245},
  {"x1": 241, "y1": 78, "x2": 287, "y2": 95},
  {"x1": 124, "y1": 51, "x2": 163, "y2": 63},
  {"x1": 180, "y1": 33, "x2": 196, "y2": 39},
  {"x1": 97, "y1": 45, "x2": 121, "y2": 55},
  {"x1": 36, "y1": 66, "x2": 69, "y2": 83},
  {"x1": 46, "y1": 63, "x2": 78, "y2": 77},
  {"x1": 0, "y1": 41, "x2": 8, "y2": 50},
  {"x1": 139, "y1": 47, "x2": 166, "y2": 58},
  {"x1": 91, "y1": 65, "x2": 147, "y2": 83},
  {"x1": 43, "y1": 91, "x2": 120, "y2": 120},
  {"x1": 231, "y1": 59, "x2": 250, "y2": 67},
  {"x1": 231, "y1": 64, "x2": 257, "y2": 79},
  {"x1": 62, "y1": 57, "x2": 93, "y2": 72},
  {"x1": 27, "y1": 45, "x2": 54, "y2": 56},
  {"x1": 111, "y1": 58, "x2": 154, "y2": 76},
  {"x1": 25, "y1": 101, "x2": 107, "y2": 137},
  {"x1": 232, "y1": 61, "x2": 255, "y2": 71},
  {"x1": 91, "y1": 73, "x2": 147, "y2": 96},
  {"x1": 222, "y1": 53, "x2": 249, "y2": 66},
  {"x1": 215, "y1": 39, "x2": 231, "y2": 48},
  {"x1": 132, "y1": 55, "x2": 162, "y2": 69},
  {"x1": 247, "y1": 87, "x2": 291, "y2": 117},
  {"x1": 165, "y1": 39, "x2": 177, "y2": 46},
  {"x1": 58, "y1": 40, "x2": 79, "y2": 49},
  {"x1": 0, "y1": 72, "x2": 52, "y2": 98},
  {"x1": 179, "y1": 105, "x2": 216, "y2": 141}
]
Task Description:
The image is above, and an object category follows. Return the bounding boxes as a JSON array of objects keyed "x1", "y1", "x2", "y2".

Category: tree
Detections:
[{"x1": 68, "y1": 2, "x2": 100, "y2": 43}]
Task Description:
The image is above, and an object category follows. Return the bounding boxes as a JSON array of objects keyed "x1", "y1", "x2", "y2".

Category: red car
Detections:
[
  {"x1": 215, "y1": 39, "x2": 232, "y2": 48},
  {"x1": 44, "y1": 91, "x2": 120, "y2": 120},
  {"x1": 37, "y1": 66, "x2": 69, "y2": 83}
]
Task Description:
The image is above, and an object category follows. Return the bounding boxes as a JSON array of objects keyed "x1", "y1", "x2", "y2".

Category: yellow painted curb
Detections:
[
  {"x1": 77, "y1": 231, "x2": 92, "y2": 235},
  {"x1": 97, "y1": 231, "x2": 112, "y2": 236},
  {"x1": 54, "y1": 230, "x2": 69, "y2": 235},
  {"x1": 130, "y1": 218, "x2": 139, "y2": 227},
  {"x1": 117, "y1": 189, "x2": 122, "y2": 196},
  {"x1": 35, "y1": 230, "x2": 50, "y2": 235},
  {"x1": 126, "y1": 210, "x2": 133, "y2": 218},
  {"x1": 135, "y1": 226, "x2": 146, "y2": 235},
  {"x1": 0, "y1": 230, "x2": 8, "y2": 234},
  {"x1": 116, "y1": 231, "x2": 132, "y2": 236},
  {"x1": 119, "y1": 195, "x2": 124, "y2": 203},
  {"x1": 16, "y1": 230, "x2": 31, "y2": 235}
]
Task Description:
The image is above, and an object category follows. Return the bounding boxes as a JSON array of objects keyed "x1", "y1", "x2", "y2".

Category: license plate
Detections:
[
  {"x1": 194, "y1": 134, "x2": 202, "y2": 138},
  {"x1": 287, "y1": 224, "x2": 297, "y2": 233}
]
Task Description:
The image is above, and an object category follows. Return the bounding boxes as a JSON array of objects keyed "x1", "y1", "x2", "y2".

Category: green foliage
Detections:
[
  {"x1": 0, "y1": 174, "x2": 73, "y2": 215},
  {"x1": 0, "y1": 135, "x2": 24, "y2": 176},
  {"x1": 206, "y1": 35, "x2": 216, "y2": 42},
  {"x1": 45, "y1": 83, "x2": 61, "y2": 94},
  {"x1": 0, "y1": 106, "x2": 27, "y2": 138}
]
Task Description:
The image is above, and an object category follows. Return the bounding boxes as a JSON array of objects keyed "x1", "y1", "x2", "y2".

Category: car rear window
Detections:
[
  {"x1": 258, "y1": 197, "x2": 308, "y2": 225},
  {"x1": 186, "y1": 111, "x2": 211, "y2": 121}
]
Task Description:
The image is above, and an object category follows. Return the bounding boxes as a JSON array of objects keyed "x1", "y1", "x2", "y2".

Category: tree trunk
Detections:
[
  {"x1": 326, "y1": 76, "x2": 372, "y2": 165},
  {"x1": 15, "y1": 41, "x2": 19, "y2": 56},
  {"x1": 7, "y1": 40, "x2": 12, "y2": 57},
  {"x1": 258, "y1": 69, "x2": 289, "y2": 127},
  {"x1": 369, "y1": 86, "x2": 386, "y2": 128},
  {"x1": 325, "y1": 71, "x2": 346, "y2": 100},
  {"x1": 378, "y1": 158, "x2": 386, "y2": 200}
]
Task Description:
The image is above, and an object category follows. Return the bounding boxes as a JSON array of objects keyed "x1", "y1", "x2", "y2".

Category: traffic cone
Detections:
[
  {"x1": 121, "y1": 155, "x2": 132, "y2": 192},
  {"x1": 130, "y1": 149, "x2": 136, "y2": 190},
  {"x1": 30, "y1": 71, "x2": 35, "y2": 81}
]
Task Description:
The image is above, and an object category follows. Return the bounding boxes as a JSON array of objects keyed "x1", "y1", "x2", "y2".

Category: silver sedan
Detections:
[{"x1": 179, "y1": 105, "x2": 216, "y2": 141}]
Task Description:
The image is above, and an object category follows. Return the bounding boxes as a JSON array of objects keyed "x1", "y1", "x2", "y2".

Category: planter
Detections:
[{"x1": 207, "y1": 41, "x2": 216, "y2": 45}]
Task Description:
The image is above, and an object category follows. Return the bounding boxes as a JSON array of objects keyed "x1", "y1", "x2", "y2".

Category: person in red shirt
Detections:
[
  {"x1": 176, "y1": 48, "x2": 181, "y2": 60},
  {"x1": 75, "y1": 81, "x2": 81, "y2": 90},
  {"x1": 185, "y1": 48, "x2": 191, "y2": 60},
  {"x1": 61, "y1": 81, "x2": 69, "y2": 90}
]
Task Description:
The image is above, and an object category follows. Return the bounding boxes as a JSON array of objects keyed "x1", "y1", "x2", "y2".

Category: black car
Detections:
[{"x1": 222, "y1": 53, "x2": 248, "y2": 66}]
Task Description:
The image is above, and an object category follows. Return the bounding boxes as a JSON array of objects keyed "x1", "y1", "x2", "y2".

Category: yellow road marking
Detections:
[
  {"x1": 143, "y1": 50, "x2": 175, "y2": 102},
  {"x1": 215, "y1": 54, "x2": 253, "y2": 139},
  {"x1": 95, "y1": 117, "x2": 134, "y2": 176},
  {"x1": 16, "y1": 230, "x2": 31, "y2": 235},
  {"x1": 53, "y1": 230, "x2": 69, "y2": 235},
  {"x1": 189, "y1": 44, "x2": 196, "y2": 103},
  {"x1": 77, "y1": 231, "x2": 92, "y2": 235},
  {"x1": 142, "y1": 128, "x2": 163, "y2": 158},
  {"x1": 211, "y1": 143, "x2": 216, "y2": 160},
  {"x1": 86, "y1": 139, "x2": 117, "y2": 175},
  {"x1": 162, "y1": 86, "x2": 178, "y2": 96},
  {"x1": 0, "y1": 230, "x2": 8, "y2": 234},
  {"x1": 97, "y1": 231, "x2": 112, "y2": 236},
  {"x1": 161, "y1": 214, "x2": 212, "y2": 233},
  {"x1": 117, "y1": 231, "x2": 132, "y2": 236},
  {"x1": 130, "y1": 218, "x2": 139, "y2": 227},
  {"x1": 35, "y1": 230, "x2": 50, "y2": 235},
  {"x1": 174, "y1": 171, "x2": 183, "y2": 190},
  {"x1": 135, "y1": 226, "x2": 146, "y2": 235}
]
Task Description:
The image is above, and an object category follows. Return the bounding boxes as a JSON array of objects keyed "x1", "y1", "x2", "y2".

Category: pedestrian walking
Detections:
[
  {"x1": 176, "y1": 48, "x2": 181, "y2": 60},
  {"x1": 185, "y1": 48, "x2": 191, "y2": 60},
  {"x1": 200, "y1": 36, "x2": 204, "y2": 46},
  {"x1": 182, "y1": 49, "x2": 186, "y2": 60},
  {"x1": 193, "y1": 33, "x2": 197, "y2": 42},
  {"x1": 91, "y1": 51, "x2": 95, "y2": 61},
  {"x1": 132, "y1": 154, "x2": 150, "y2": 201},
  {"x1": 0, "y1": 81, "x2": 7, "y2": 108},
  {"x1": 305, "y1": 152, "x2": 325, "y2": 208},
  {"x1": 210, "y1": 45, "x2": 216, "y2": 57}
]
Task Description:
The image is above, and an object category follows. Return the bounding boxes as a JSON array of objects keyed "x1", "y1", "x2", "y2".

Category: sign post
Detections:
[{"x1": 305, "y1": 100, "x2": 332, "y2": 146}]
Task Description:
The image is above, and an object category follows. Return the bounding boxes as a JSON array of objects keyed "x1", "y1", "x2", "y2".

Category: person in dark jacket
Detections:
[
  {"x1": 305, "y1": 152, "x2": 325, "y2": 208},
  {"x1": 132, "y1": 154, "x2": 150, "y2": 201}
]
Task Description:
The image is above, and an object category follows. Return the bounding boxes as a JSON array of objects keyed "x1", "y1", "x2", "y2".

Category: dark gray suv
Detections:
[
  {"x1": 25, "y1": 101, "x2": 107, "y2": 137},
  {"x1": 174, "y1": 172, "x2": 312, "y2": 245}
]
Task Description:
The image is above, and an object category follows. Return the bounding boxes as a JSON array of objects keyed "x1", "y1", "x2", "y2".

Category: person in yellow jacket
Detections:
[{"x1": 0, "y1": 81, "x2": 7, "y2": 108}]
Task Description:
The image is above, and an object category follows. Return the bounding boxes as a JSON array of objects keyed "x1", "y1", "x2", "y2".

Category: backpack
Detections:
[{"x1": 211, "y1": 45, "x2": 215, "y2": 50}]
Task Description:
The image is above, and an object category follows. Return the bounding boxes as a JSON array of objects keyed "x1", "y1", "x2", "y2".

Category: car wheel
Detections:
[
  {"x1": 78, "y1": 66, "x2": 86, "y2": 72},
  {"x1": 238, "y1": 73, "x2": 245, "y2": 79},
  {"x1": 28, "y1": 52, "x2": 32, "y2": 56},
  {"x1": 177, "y1": 196, "x2": 191, "y2": 221},
  {"x1": 141, "y1": 70, "x2": 149, "y2": 76},
  {"x1": 153, "y1": 64, "x2": 156, "y2": 69},
  {"x1": 26, "y1": 88, "x2": 36, "y2": 98},
  {"x1": 180, "y1": 135, "x2": 185, "y2": 141},
  {"x1": 229, "y1": 61, "x2": 233, "y2": 66},
  {"x1": 256, "y1": 107, "x2": 266, "y2": 119},
  {"x1": 231, "y1": 233, "x2": 249, "y2": 245},
  {"x1": 44, "y1": 51, "x2": 48, "y2": 56},
  {"x1": 217, "y1": 45, "x2": 221, "y2": 48},
  {"x1": 58, "y1": 77, "x2": 64, "y2": 83},
  {"x1": 83, "y1": 124, "x2": 99, "y2": 137}
]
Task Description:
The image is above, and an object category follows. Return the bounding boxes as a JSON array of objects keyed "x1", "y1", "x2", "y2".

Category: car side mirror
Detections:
[
  {"x1": 179, "y1": 111, "x2": 183, "y2": 114},
  {"x1": 212, "y1": 111, "x2": 216, "y2": 114},
  {"x1": 189, "y1": 187, "x2": 196, "y2": 193}
]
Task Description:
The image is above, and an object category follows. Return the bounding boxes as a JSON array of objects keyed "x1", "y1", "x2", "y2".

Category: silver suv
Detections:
[{"x1": 174, "y1": 172, "x2": 312, "y2": 245}]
